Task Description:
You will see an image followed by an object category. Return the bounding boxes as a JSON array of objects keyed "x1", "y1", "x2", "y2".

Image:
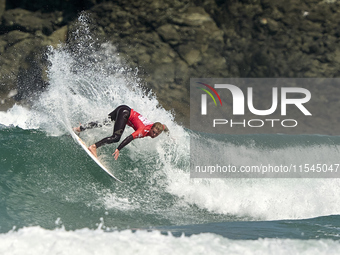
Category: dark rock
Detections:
[
  {"x1": 3, "y1": 30, "x2": 32, "y2": 46},
  {"x1": 0, "y1": 0, "x2": 340, "y2": 129},
  {"x1": 0, "y1": 0, "x2": 5, "y2": 18},
  {"x1": 306, "y1": 11, "x2": 327, "y2": 23},
  {"x1": 266, "y1": 18, "x2": 280, "y2": 34},
  {"x1": 6, "y1": 0, "x2": 96, "y2": 14},
  {"x1": 2, "y1": 9, "x2": 53, "y2": 35},
  {"x1": 157, "y1": 24, "x2": 180, "y2": 45}
]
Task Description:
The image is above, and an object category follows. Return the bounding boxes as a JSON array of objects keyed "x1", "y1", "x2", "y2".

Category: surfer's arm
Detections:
[
  {"x1": 113, "y1": 135, "x2": 134, "y2": 160},
  {"x1": 117, "y1": 135, "x2": 134, "y2": 151}
]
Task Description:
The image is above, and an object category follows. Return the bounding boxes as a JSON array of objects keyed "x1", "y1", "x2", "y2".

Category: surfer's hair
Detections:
[{"x1": 153, "y1": 122, "x2": 169, "y2": 134}]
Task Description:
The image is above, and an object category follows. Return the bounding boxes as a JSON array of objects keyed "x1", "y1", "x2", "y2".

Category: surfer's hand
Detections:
[{"x1": 113, "y1": 149, "x2": 120, "y2": 160}]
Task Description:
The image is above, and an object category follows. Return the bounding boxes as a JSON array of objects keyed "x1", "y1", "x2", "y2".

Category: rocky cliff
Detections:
[{"x1": 1, "y1": 0, "x2": 340, "y2": 126}]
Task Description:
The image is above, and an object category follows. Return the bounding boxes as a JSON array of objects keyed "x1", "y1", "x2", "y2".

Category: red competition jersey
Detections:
[{"x1": 127, "y1": 109, "x2": 154, "y2": 139}]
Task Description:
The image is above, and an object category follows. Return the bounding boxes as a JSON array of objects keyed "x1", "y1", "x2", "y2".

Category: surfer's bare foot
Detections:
[
  {"x1": 73, "y1": 123, "x2": 82, "y2": 134},
  {"x1": 88, "y1": 144, "x2": 98, "y2": 158},
  {"x1": 73, "y1": 123, "x2": 83, "y2": 133}
]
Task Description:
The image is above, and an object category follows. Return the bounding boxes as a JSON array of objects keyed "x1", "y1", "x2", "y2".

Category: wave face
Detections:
[{"x1": 1, "y1": 14, "x2": 340, "y2": 253}]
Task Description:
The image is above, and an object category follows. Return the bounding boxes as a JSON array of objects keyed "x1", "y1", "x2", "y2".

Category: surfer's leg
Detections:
[
  {"x1": 80, "y1": 121, "x2": 101, "y2": 131},
  {"x1": 88, "y1": 144, "x2": 98, "y2": 157},
  {"x1": 88, "y1": 105, "x2": 131, "y2": 157},
  {"x1": 112, "y1": 105, "x2": 130, "y2": 137},
  {"x1": 94, "y1": 105, "x2": 131, "y2": 148},
  {"x1": 74, "y1": 118, "x2": 111, "y2": 133},
  {"x1": 108, "y1": 105, "x2": 131, "y2": 121},
  {"x1": 79, "y1": 105, "x2": 131, "y2": 133}
]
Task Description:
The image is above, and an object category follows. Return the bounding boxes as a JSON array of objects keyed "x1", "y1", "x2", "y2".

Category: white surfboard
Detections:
[{"x1": 71, "y1": 131, "x2": 123, "y2": 183}]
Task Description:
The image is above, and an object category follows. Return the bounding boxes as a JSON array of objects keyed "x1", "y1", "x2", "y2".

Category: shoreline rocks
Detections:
[{"x1": 0, "y1": 0, "x2": 340, "y2": 129}]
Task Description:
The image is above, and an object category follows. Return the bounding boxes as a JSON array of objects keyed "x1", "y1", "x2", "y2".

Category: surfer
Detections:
[{"x1": 73, "y1": 105, "x2": 169, "y2": 159}]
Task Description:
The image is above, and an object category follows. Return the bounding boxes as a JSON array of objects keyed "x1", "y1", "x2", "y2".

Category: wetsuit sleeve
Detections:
[
  {"x1": 117, "y1": 135, "x2": 134, "y2": 151},
  {"x1": 131, "y1": 128, "x2": 145, "y2": 139}
]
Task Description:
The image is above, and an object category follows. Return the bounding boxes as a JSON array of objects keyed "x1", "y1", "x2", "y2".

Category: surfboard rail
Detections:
[{"x1": 71, "y1": 131, "x2": 123, "y2": 183}]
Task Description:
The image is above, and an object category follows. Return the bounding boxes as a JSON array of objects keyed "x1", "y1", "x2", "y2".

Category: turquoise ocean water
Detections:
[{"x1": 1, "y1": 16, "x2": 340, "y2": 254}]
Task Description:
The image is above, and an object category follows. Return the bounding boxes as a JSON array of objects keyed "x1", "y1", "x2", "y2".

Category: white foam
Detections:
[
  {"x1": 0, "y1": 104, "x2": 39, "y2": 129},
  {"x1": 101, "y1": 191, "x2": 140, "y2": 211},
  {"x1": 167, "y1": 175, "x2": 340, "y2": 220},
  {"x1": 0, "y1": 227, "x2": 339, "y2": 255},
  {"x1": 165, "y1": 138, "x2": 340, "y2": 220}
]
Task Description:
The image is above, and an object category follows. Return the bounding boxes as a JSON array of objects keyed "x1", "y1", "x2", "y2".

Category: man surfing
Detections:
[{"x1": 73, "y1": 105, "x2": 169, "y2": 160}]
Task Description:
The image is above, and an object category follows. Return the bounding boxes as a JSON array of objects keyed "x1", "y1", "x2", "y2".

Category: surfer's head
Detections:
[{"x1": 150, "y1": 122, "x2": 169, "y2": 138}]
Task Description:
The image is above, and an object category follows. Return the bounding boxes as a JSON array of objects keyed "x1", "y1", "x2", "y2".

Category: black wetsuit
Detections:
[{"x1": 81, "y1": 105, "x2": 133, "y2": 150}]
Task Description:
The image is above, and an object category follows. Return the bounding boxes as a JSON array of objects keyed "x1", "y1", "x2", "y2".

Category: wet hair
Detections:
[{"x1": 152, "y1": 122, "x2": 169, "y2": 134}]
